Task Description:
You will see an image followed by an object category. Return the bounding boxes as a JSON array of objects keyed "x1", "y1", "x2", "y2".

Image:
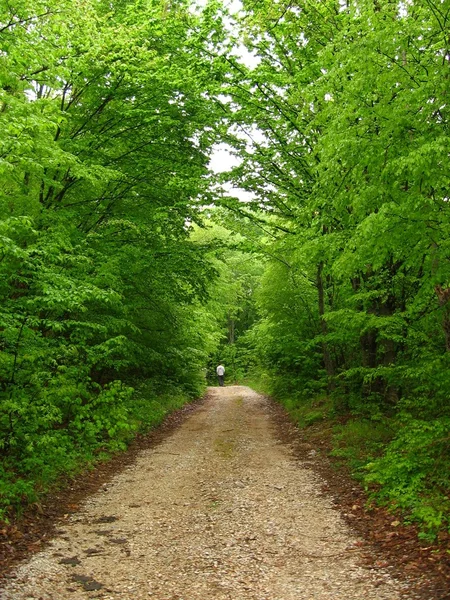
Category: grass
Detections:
[
  {"x1": 239, "y1": 373, "x2": 272, "y2": 396},
  {"x1": 242, "y1": 373, "x2": 450, "y2": 537},
  {"x1": 272, "y1": 389, "x2": 394, "y2": 473},
  {"x1": 330, "y1": 419, "x2": 394, "y2": 471},
  {"x1": 213, "y1": 437, "x2": 235, "y2": 459}
]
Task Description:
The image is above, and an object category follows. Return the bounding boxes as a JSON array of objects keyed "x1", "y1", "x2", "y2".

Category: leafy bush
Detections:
[
  {"x1": 0, "y1": 380, "x2": 195, "y2": 521},
  {"x1": 365, "y1": 415, "x2": 450, "y2": 536}
]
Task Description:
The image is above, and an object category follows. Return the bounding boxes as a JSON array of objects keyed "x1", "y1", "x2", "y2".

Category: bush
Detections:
[
  {"x1": 0, "y1": 380, "x2": 194, "y2": 522},
  {"x1": 364, "y1": 415, "x2": 450, "y2": 536}
]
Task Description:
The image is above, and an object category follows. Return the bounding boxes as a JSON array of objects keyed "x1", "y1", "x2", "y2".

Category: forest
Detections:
[{"x1": 0, "y1": 0, "x2": 449, "y2": 540}]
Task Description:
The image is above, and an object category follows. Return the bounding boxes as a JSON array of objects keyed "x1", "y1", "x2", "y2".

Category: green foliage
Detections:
[
  {"x1": 0, "y1": 0, "x2": 226, "y2": 520},
  {"x1": 331, "y1": 420, "x2": 394, "y2": 470},
  {"x1": 364, "y1": 415, "x2": 450, "y2": 536},
  {"x1": 284, "y1": 396, "x2": 331, "y2": 430},
  {"x1": 1, "y1": 0, "x2": 449, "y2": 540},
  {"x1": 191, "y1": 215, "x2": 265, "y2": 383},
  {"x1": 0, "y1": 379, "x2": 193, "y2": 520},
  {"x1": 211, "y1": 0, "x2": 450, "y2": 535}
]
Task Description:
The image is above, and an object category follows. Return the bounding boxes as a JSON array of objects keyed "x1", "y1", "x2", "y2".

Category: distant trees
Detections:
[{"x1": 190, "y1": 215, "x2": 264, "y2": 382}]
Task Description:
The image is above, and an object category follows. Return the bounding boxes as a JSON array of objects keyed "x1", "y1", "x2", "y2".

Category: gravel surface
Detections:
[{"x1": 1, "y1": 386, "x2": 413, "y2": 599}]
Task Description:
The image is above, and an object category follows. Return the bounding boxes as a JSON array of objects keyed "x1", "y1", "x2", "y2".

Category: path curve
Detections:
[{"x1": 1, "y1": 386, "x2": 409, "y2": 599}]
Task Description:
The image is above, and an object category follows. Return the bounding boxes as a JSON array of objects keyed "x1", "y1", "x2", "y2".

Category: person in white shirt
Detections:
[{"x1": 216, "y1": 364, "x2": 225, "y2": 387}]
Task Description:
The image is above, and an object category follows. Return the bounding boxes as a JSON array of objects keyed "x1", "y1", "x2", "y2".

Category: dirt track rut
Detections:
[{"x1": 1, "y1": 386, "x2": 410, "y2": 599}]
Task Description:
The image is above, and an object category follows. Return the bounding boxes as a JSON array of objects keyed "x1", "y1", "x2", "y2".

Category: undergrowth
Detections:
[
  {"x1": 0, "y1": 381, "x2": 195, "y2": 522},
  {"x1": 244, "y1": 374, "x2": 450, "y2": 541}
]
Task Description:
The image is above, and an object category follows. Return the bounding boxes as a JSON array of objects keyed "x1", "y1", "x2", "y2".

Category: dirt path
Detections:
[{"x1": 1, "y1": 386, "x2": 414, "y2": 599}]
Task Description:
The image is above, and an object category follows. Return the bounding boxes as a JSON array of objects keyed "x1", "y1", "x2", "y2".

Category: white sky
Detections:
[
  {"x1": 209, "y1": 143, "x2": 255, "y2": 202},
  {"x1": 194, "y1": 0, "x2": 259, "y2": 202},
  {"x1": 208, "y1": 143, "x2": 240, "y2": 173}
]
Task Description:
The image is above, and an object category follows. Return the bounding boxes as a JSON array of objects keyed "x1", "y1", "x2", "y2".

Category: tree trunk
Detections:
[
  {"x1": 317, "y1": 262, "x2": 335, "y2": 390},
  {"x1": 228, "y1": 314, "x2": 235, "y2": 345},
  {"x1": 435, "y1": 285, "x2": 450, "y2": 351},
  {"x1": 379, "y1": 296, "x2": 398, "y2": 404},
  {"x1": 352, "y1": 275, "x2": 378, "y2": 374}
]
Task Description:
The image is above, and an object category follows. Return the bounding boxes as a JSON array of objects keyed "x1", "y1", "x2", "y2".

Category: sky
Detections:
[
  {"x1": 194, "y1": 0, "x2": 259, "y2": 202},
  {"x1": 203, "y1": 0, "x2": 258, "y2": 202},
  {"x1": 209, "y1": 143, "x2": 240, "y2": 174}
]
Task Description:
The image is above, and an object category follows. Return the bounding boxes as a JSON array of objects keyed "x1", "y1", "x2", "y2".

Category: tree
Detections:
[
  {"x1": 211, "y1": 0, "x2": 450, "y2": 533},
  {"x1": 0, "y1": 0, "x2": 226, "y2": 517}
]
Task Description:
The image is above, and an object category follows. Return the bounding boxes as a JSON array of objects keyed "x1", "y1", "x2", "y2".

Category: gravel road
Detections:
[{"x1": 1, "y1": 386, "x2": 411, "y2": 599}]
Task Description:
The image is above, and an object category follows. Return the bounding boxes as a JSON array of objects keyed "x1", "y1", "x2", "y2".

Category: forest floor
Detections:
[{"x1": 0, "y1": 386, "x2": 448, "y2": 599}]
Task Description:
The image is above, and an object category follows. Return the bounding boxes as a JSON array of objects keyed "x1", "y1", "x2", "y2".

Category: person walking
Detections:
[{"x1": 216, "y1": 364, "x2": 225, "y2": 386}]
